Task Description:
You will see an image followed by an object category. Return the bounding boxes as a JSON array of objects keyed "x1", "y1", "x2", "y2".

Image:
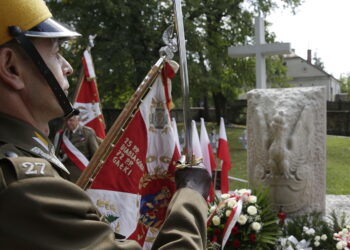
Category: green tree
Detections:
[
  {"x1": 313, "y1": 52, "x2": 325, "y2": 70},
  {"x1": 46, "y1": 0, "x2": 172, "y2": 108},
  {"x1": 267, "y1": 55, "x2": 292, "y2": 88},
  {"x1": 46, "y1": 0, "x2": 302, "y2": 119},
  {"x1": 339, "y1": 73, "x2": 350, "y2": 100},
  {"x1": 181, "y1": 0, "x2": 301, "y2": 121}
]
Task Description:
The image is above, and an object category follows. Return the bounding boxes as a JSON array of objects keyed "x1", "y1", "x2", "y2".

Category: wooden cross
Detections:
[{"x1": 228, "y1": 17, "x2": 291, "y2": 89}]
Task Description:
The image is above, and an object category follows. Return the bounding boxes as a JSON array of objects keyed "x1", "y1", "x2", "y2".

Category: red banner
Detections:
[
  {"x1": 74, "y1": 50, "x2": 106, "y2": 139},
  {"x1": 86, "y1": 61, "x2": 180, "y2": 248}
]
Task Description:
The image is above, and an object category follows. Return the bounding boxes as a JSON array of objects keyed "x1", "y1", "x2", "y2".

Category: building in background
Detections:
[{"x1": 283, "y1": 49, "x2": 341, "y2": 101}]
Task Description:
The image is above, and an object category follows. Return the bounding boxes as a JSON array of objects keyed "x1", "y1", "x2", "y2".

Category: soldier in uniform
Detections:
[
  {"x1": 54, "y1": 115, "x2": 100, "y2": 182},
  {"x1": 0, "y1": 0, "x2": 211, "y2": 249}
]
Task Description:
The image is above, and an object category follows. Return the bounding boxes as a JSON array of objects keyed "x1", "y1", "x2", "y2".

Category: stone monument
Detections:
[{"x1": 247, "y1": 87, "x2": 326, "y2": 215}]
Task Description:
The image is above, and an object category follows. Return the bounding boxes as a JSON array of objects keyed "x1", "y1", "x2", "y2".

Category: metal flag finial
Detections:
[
  {"x1": 88, "y1": 34, "x2": 97, "y2": 50},
  {"x1": 173, "y1": 0, "x2": 192, "y2": 164},
  {"x1": 159, "y1": 25, "x2": 178, "y2": 59}
]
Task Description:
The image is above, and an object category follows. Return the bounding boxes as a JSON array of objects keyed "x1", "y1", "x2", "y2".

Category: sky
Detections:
[{"x1": 266, "y1": 0, "x2": 350, "y2": 79}]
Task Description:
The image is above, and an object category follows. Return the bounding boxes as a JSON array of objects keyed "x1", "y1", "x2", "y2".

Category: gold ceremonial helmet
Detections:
[
  {"x1": 0, "y1": 0, "x2": 81, "y2": 118},
  {"x1": 0, "y1": 0, "x2": 80, "y2": 46}
]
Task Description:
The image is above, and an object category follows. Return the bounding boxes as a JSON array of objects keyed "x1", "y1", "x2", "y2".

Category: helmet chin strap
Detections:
[{"x1": 8, "y1": 26, "x2": 79, "y2": 118}]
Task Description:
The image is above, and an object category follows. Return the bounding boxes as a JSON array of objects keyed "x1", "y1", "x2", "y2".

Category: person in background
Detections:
[
  {"x1": 54, "y1": 114, "x2": 99, "y2": 182},
  {"x1": 0, "y1": 0, "x2": 211, "y2": 249}
]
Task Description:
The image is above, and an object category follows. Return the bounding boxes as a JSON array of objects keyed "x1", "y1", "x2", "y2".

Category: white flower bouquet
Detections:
[
  {"x1": 333, "y1": 225, "x2": 350, "y2": 250},
  {"x1": 277, "y1": 210, "x2": 350, "y2": 250},
  {"x1": 207, "y1": 188, "x2": 280, "y2": 249}
]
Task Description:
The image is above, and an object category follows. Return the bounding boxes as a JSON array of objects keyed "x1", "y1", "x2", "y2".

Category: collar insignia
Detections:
[{"x1": 32, "y1": 132, "x2": 49, "y2": 151}]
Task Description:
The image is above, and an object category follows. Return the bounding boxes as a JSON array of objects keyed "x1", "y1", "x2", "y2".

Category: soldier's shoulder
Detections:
[
  {"x1": 0, "y1": 143, "x2": 28, "y2": 158},
  {"x1": 0, "y1": 150, "x2": 60, "y2": 192},
  {"x1": 81, "y1": 126, "x2": 96, "y2": 135}
]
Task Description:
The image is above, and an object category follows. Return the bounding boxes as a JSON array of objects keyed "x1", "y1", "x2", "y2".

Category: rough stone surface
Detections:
[
  {"x1": 325, "y1": 195, "x2": 350, "y2": 221},
  {"x1": 247, "y1": 87, "x2": 327, "y2": 216}
]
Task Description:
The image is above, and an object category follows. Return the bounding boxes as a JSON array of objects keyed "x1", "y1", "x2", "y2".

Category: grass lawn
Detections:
[
  {"x1": 326, "y1": 135, "x2": 350, "y2": 194},
  {"x1": 178, "y1": 122, "x2": 350, "y2": 194},
  {"x1": 222, "y1": 126, "x2": 350, "y2": 194}
]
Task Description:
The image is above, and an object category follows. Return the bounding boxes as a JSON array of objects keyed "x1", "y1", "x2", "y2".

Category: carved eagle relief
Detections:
[
  {"x1": 247, "y1": 87, "x2": 326, "y2": 214},
  {"x1": 250, "y1": 99, "x2": 315, "y2": 182}
]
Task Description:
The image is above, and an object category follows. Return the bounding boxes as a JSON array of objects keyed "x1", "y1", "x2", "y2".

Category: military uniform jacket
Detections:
[
  {"x1": 58, "y1": 126, "x2": 99, "y2": 182},
  {"x1": 0, "y1": 113, "x2": 207, "y2": 250}
]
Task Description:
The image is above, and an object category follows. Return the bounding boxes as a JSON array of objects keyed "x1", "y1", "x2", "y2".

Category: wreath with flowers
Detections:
[
  {"x1": 333, "y1": 226, "x2": 350, "y2": 250},
  {"x1": 277, "y1": 210, "x2": 350, "y2": 250},
  {"x1": 207, "y1": 188, "x2": 280, "y2": 249}
]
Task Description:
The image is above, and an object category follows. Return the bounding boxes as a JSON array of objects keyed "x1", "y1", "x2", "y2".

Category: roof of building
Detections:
[{"x1": 284, "y1": 52, "x2": 340, "y2": 82}]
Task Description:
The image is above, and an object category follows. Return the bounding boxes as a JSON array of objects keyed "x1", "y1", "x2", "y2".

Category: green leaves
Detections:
[
  {"x1": 46, "y1": 0, "x2": 302, "y2": 112},
  {"x1": 46, "y1": 0, "x2": 170, "y2": 108}
]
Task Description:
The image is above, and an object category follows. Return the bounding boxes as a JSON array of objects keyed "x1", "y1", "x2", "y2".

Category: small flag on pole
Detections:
[
  {"x1": 171, "y1": 117, "x2": 181, "y2": 154},
  {"x1": 73, "y1": 49, "x2": 106, "y2": 139},
  {"x1": 200, "y1": 118, "x2": 217, "y2": 201},
  {"x1": 200, "y1": 118, "x2": 217, "y2": 175},
  {"x1": 191, "y1": 120, "x2": 203, "y2": 161},
  {"x1": 217, "y1": 117, "x2": 231, "y2": 193}
]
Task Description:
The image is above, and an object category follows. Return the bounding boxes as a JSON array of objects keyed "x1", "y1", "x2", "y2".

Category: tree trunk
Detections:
[
  {"x1": 212, "y1": 92, "x2": 227, "y2": 125},
  {"x1": 203, "y1": 94, "x2": 209, "y2": 121}
]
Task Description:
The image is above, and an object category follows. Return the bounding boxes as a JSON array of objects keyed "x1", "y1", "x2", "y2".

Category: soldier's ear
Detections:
[{"x1": 0, "y1": 47, "x2": 25, "y2": 90}]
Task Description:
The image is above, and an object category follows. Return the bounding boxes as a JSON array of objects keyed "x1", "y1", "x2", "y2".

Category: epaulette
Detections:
[
  {"x1": 0, "y1": 156, "x2": 59, "y2": 192},
  {"x1": 0, "y1": 143, "x2": 25, "y2": 158}
]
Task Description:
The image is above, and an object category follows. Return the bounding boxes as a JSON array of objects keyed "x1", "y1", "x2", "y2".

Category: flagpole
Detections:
[
  {"x1": 213, "y1": 168, "x2": 218, "y2": 192},
  {"x1": 212, "y1": 160, "x2": 221, "y2": 192},
  {"x1": 173, "y1": 0, "x2": 192, "y2": 164},
  {"x1": 72, "y1": 35, "x2": 96, "y2": 103}
]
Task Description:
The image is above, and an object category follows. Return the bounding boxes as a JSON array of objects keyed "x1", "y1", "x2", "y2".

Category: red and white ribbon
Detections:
[
  {"x1": 61, "y1": 133, "x2": 89, "y2": 170},
  {"x1": 207, "y1": 194, "x2": 247, "y2": 249},
  {"x1": 221, "y1": 198, "x2": 243, "y2": 249}
]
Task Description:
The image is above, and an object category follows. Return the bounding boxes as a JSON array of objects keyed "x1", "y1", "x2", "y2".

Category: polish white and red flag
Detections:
[
  {"x1": 200, "y1": 118, "x2": 217, "y2": 201},
  {"x1": 86, "y1": 60, "x2": 180, "y2": 249},
  {"x1": 171, "y1": 117, "x2": 181, "y2": 154},
  {"x1": 217, "y1": 117, "x2": 232, "y2": 194},
  {"x1": 73, "y1": 49, "x2": 106, "y2": 139},
  {"x1": 191, "y1": 120, "x2": 203, "y2": 161}
]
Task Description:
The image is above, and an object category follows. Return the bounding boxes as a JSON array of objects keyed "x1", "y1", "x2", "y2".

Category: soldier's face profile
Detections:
[
  {"x1": 26, "y1": 38, "x2": 74, "y2": 118},
  {"x1": 33, "y1": 38, "x2": 73, "y2": 95}
]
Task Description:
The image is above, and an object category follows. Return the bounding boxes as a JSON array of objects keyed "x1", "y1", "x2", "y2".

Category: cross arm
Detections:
[
  {"x1": 228, "y1": 45, "x2": 257, "y2": 58},
  {"x1": 228, "y1": 42, "x2": 291, "y2": 58},
  {"x1": 260, "y1": 43, "x2": 291, "y2": 56}
]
